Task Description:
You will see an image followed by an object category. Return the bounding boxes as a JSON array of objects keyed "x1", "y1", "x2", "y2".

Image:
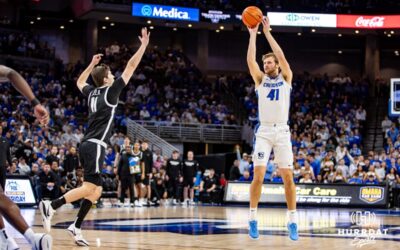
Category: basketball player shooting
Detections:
[
  {"x1": 0, "y1": 65, "x2": 52, "y2": 250},
  {"x1": 39, "y1": 27, "x2": 150, "y2": 246},
  {"x1": 246, "y1": 17, "x2": 298, "y2": 241}
]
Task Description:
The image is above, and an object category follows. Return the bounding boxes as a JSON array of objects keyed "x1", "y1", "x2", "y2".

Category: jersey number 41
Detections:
[{"x1": 267, "y1": 89, "x2": 280, "y2": 101}]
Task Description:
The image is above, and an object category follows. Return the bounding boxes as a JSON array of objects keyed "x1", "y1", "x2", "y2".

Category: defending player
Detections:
[{"x1": 39, "y1": 27, "x2": 150, "y2": 246}]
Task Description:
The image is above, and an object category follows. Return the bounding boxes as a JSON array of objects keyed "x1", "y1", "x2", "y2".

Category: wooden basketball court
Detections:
[{"x1": 6, "y1": 205, "x2": 400, "y2": 249}]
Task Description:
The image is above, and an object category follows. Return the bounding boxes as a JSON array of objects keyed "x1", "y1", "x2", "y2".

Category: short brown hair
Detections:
[
  {"x1": 91, "y1": 64, "x2": 110, "y2": 87},
  {"x1": 262, "y1": 53, "x2": 279, "y2": 64}
]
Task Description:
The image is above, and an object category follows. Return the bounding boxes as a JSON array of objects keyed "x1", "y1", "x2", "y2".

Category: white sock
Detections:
[
  {"x1": 23, "y1": 228, "x2": 35, "y2": 245},
  {"x1": 1, "y1": 228, "x2": 8, "y2": 240},
  {"x1": 249, "y1": 207, "x2": 257, "y2": 221},
  {"x1": 287, "y1": 210, "x2": 298, "y2": 224}
]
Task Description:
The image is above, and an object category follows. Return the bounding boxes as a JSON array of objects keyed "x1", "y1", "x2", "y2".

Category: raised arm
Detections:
[
  {"x1": 235, "y1": 145, "x2": 242, "y2": 161},
  {"x1": 247, "y1": 25, "x2": 264, "y2": 87},
  {"x1": 77, "y1": 54, "x2": 102, "y2": 92},
  {"x1": 121, "y1": 27, "x2": 150, "y2": 84},
  {"x1": 0, "y1": 65, "x2": 49, "y2": 125},
  {"x1": 262, "y1": 17, "x2": 293, "y2": 84}
]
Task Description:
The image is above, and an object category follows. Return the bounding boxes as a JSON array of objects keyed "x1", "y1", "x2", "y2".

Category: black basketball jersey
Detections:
[
  {"x1": 81, "y1": 77, "x2": 125, "y2": 145},
  {"x1": 182, "y1": 159, "x2": 199, "y2": 178}
]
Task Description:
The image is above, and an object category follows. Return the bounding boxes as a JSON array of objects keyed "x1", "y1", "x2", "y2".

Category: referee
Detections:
[{"x1": 0, "y1": 126, "x2": 12, "y2": 189}]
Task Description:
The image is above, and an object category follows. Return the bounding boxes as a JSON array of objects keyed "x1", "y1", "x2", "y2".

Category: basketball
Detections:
[{"x1": 242, "y1": 6, "x2": 263, "y2": 28}]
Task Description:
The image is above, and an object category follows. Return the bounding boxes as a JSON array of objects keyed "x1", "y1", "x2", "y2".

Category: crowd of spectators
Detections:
[
  {"x1": 229, "y1": 143, "x2": 400, "y2": 187},
  {"x1": 1, "y1": 36, "x2": 233, "y2": 206},
  {"x1": 0, "y1": 31, "x2": 56, "y2": 60},
  {"x1": 224, "y1": 73, "x2": 400, "y2": 187},
  {"x1": 96, "y1": 42, "x2": 237, "y2": 127}
]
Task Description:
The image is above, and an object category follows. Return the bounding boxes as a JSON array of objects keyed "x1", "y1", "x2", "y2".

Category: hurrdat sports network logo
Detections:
[{"x1": 338, "y1": 211, "x2": 388, "y2": 248}]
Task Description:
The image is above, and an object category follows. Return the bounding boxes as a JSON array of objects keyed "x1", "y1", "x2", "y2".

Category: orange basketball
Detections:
[{"x1": 242, "y1": 6, "x2": 263, "y2": 28}]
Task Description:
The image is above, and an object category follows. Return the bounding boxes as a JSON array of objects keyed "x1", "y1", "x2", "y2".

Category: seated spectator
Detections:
[
  {"x1": 17, "y1": 157, "x2": 30, "y2": 176},
  {"x1": 323, "y1": 165, "x2": 336, "y2": 183},
  {"x1": 229, "y1": 159, "x2": 241, "y2": 181},
  {"x1": 7, "y1": 161, "x2": 19, "y2": 175},
  {"x1": 386, "y1": 167, "x2": 400, "y2": 186},
  {"x1": 315, "y1": 174, "x2": 326, "y2": 184},
  {"x1": 293, "y1": 163, "x2": 302, "y2": 182},
  {"x1": 152, "y1": 177, "x2": 168, "y2": 204},
  {"x1": 353, "y1": 165, "x2": 366, "y2": 179},
  {"x1": 219, "y1": 173, "x2": 227, "y2": 188},
  {"x1": 320, "y1": 155, "x2": 335, "y2": 178},
  {"x1": 364, "y1": 173, "x2": 379, "y2": 185},
  {"x1": 199, "y1": 168, "x2": 219, "y2": 203},
  {"x1": 332, "y1": 169, "x2": 347, "y2": 183},
  {"x1": 105, "y1": 147, "x2": 116, "y2": 166},
  {"x1": 335, "y1": 159, "x2": 349, "y2": 179},
  {"x1": 349, "y1": 156, "x2": 361, "y2": 177},
  {"x1": 38, "y1": 163, "x2": 58, "y2": 200},
  {"x1": 15, "y1": 139, "x2": 33, "y2": 165},
  {"x1": 46, "y1": 145, "x2": 59, "y2": 165},
  {"x1": 348, "y1": 173, "x2": 363, "y2": 184},
  {"x1": 375, "y1": 162, "x2": 386, "y2": 181},
  {"x1": 271, "y1": 169, "x2": 283, "y2": 183},
  {"x1": 299, "y1": 173, "x2": 313, "y2": 183},
  {"x1": 364, "y1": 165, "x2": 381, "y2": 183},
  {"x1": 264, "y1": 161, "x2": 276, "y2": 182},
  {"x1": 300, "y1": 160, "x2": 315, "y2": 181},
  {"x1": 239, "y1": 170, "x2": 252, "y2": 182},
  {"x1": 350, "y1": 144, "x2": 361, "y2": 157}
]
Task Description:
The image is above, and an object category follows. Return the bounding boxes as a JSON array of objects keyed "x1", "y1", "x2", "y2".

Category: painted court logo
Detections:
[
  {"x1": 359, "y1": 187, "x2": 384, "y2": 204},
  {"x1": 338, "y1": 211, "x2": 388, "y2": 248}
]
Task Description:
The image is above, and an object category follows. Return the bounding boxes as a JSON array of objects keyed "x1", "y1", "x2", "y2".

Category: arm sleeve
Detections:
[
  {"x1": 107, "y1": 77, "x2": 126, "y2": 105},
  {"x1": 81, "y1": 85, "x2": 95, "y2": 97},
  {"x1": 236, "y1": 149, "x2": 241, "y2": 160}
]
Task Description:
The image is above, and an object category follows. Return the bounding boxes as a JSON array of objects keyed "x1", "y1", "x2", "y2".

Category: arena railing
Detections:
[{"x1": 129, "y1": 120, "x2": 242, "y2": 144}]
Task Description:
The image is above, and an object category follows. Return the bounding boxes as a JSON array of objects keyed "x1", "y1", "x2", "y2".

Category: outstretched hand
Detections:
[
  {"x1": 139, "y1": 27, "x2": 150, "y2": 46},
  {"x1": 34, "y1": 104, "x2": 50, "y2": 126},
  {"x1": 247, "y1": 23, "x2": 260, "y2": 36},
  {"x1": 261, "y1": 16, "x2": 271, "y2": 34},
  {"x1": 91, "y1": 54, "x2": 103, "y2": 66}
]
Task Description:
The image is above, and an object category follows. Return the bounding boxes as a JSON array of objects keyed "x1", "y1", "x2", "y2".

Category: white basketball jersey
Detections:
[{"x1": 256, "y1": 73, "x2": 291, "y2": 125}]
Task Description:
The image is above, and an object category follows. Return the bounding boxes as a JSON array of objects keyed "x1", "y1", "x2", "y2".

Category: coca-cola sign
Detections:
[
  {"x1": 355, "y1": 16, "x2": 384, "y2": 27},
  {"x1": 337, "y1": 14, "x2": 400, "y2": 29}
]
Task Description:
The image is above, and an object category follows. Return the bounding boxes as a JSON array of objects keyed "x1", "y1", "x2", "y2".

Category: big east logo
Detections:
[{"x1": 359, "y1": 187, "x2": 384, "y2": 204}]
